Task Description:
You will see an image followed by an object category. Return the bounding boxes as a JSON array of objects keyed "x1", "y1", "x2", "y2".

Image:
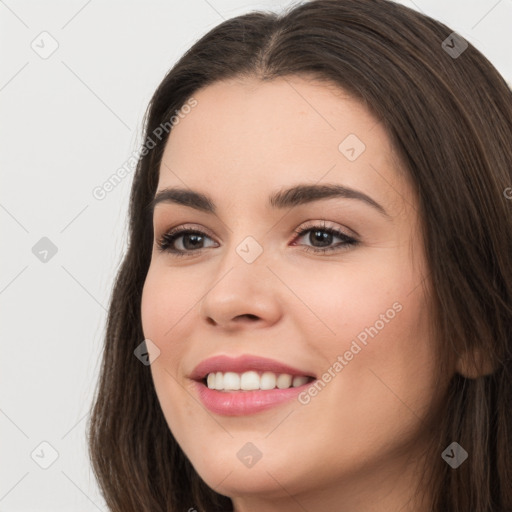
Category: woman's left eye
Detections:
[
  {"x1": 156, "y1": 223, "x2": 358, "y2": 256},
  {"x1": 291, "y1": 224, "x2": 358, "y2": 254}
]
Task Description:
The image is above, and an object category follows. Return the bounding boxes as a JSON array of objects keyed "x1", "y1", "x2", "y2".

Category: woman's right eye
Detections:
[{"x1": 157, "y1": 228, "x2": 218, "y2": 256}]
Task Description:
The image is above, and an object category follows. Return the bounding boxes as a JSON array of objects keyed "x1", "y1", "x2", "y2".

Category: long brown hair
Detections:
[{"x1": 87, "y1": 0, "x2": 512, "y2": 510}]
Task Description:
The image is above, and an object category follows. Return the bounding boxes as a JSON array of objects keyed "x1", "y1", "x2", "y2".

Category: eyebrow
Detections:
[{"x1": 147, "y1": 183, "x2": 391, "y2": 219}]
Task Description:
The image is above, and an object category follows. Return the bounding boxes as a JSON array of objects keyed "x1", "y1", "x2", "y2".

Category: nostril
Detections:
[{"x1": 239, "y1": 314, "x2": 259, "y2": 321}]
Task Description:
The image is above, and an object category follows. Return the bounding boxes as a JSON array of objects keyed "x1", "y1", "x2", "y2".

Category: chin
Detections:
[{"x1": 186, "y1": 446, "x2": 304, "y2": 498}]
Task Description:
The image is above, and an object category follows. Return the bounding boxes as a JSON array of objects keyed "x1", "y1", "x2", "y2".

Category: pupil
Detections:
[
  {"x1": 184, "y1": 234, "x2": 203, "y2": 250},
  {"x1": 311, "y1": 230, "x2": 331, "y2": 247}
]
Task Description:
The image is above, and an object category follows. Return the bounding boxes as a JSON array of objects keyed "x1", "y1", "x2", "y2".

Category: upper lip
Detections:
[{"x1": 190, "y1": 354, "x2": 316, "y2": 381}]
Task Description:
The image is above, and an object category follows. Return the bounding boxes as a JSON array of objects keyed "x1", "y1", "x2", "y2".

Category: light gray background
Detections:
[{"x1": 1, "y1": 1, "x2": 510, "y2": 510}]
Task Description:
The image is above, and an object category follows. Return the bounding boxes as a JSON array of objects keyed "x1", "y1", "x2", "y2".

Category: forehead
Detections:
[{"x1": 157, "y1": 76, "x2": 410, "y2": 214}]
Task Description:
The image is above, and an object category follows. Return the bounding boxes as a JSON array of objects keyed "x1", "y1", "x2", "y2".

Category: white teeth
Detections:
[
  {"x1": 260, "y1": 371, "x2": 277, "y2": 390},
  {"x1": 214, "y1": 371, "x2": 224, "y2": 390},
  {"x1": 240, "y1": 371, "x2": 260, "y2": 390},
  {"x1": 276, "y1": 374, "x2": 292, "y2": 389},
  {"x1": 223, "y1": 372, "x2": 240, "y2": 390},
  {"x1": 292, "y1": 375, "x2": 309, "y2": 387},
  {"x1": 205, "y1": 371, "x2": 311, "y2": 391}
]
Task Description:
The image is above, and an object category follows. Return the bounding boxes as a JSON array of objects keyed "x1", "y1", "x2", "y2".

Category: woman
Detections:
[{"x1": 87, "y1": 0, "x2": 512, "y2": 510}]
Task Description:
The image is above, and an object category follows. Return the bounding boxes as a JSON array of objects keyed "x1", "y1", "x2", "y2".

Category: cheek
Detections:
[
  {"x1": 293, "y1": 256, "x2": 437, "y2": 419},
  {"x1": 141, "y1": 264, "x2": 203, "y2": 347},
  {"x1": 326, "y1": 281, "x2": 435, "y2": 424},
  {"x1": 140, "y1": 266, "x2": 202, "y2": 434},
  {"x1": 290, "y1": 273, "x2": 438, "y2": 478},
  {"x1": 287, "y1": 255, "x2": 417, "y2": 350},
  {"x1": 140, "y1": 264, "x2": 203, "y2": 414},
  {"x1": 140, "y1": 262, "x2": 220, "y2": 406}
]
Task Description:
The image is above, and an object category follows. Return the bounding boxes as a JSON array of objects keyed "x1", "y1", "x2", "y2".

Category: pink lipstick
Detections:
[{"x1": 190, "y1": 355, "x2": 316, "y2": 416}]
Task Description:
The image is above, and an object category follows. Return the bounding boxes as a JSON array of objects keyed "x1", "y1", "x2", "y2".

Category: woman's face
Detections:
[{"x1": 141, "y1": 76, "x2": 446, "y2": 510}]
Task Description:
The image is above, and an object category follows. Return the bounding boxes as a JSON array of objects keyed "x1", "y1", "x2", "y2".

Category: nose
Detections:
[{"x1": 199, "y1": 243, "x2": 283, "y2": 331}]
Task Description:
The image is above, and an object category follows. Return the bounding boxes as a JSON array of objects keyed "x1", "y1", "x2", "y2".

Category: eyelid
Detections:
[
  {"x1": 157, "y1": 222, "x2": 217, "y2": 240},
  {"x1": 293, "y1": 219, "x2": 357, "y2": 238}
]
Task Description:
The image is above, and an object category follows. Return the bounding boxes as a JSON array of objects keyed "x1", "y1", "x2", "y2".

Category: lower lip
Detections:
[{"x1": 193, "y1": 380, "x2": 315, "y2": 416}]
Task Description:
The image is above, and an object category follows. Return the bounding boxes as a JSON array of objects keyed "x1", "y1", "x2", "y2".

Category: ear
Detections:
[{"x1": 455, "y1": 347, "x2": 496, "y2": 379}]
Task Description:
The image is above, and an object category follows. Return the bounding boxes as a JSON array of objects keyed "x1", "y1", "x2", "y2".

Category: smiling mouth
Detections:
[{"x1": 201, "y1": 370, "x2": 316, "y2": 392}]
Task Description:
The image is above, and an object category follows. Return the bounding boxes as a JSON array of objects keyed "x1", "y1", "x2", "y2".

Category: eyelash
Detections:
[{"x1": 156, "y1": 221, "x2": 358, "y2": 257}]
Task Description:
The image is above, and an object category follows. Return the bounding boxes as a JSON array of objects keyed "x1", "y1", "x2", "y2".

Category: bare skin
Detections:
[{"x1": 141, "y1": 75, "x2": 453, "y2": 511}]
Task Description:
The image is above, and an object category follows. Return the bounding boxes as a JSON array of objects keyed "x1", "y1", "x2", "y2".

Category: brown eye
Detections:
[
  {"x1": 157, "y1": 229, "x2": 217, "y2": 255},
  {"x1": 291, "y1": 224, "x2": 358, "y2": 254}
]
